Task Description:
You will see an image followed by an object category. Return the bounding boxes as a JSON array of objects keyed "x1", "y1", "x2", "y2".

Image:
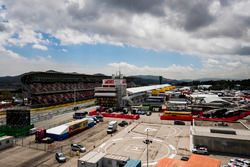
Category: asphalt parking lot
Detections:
[{"x1": 96, "y1": 122, "x2": 190, "y2": 167}]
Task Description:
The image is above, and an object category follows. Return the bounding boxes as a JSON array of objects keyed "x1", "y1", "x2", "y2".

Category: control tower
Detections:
[{"x1": 94, "y1": 72, "x2": 127, "y2": 110}]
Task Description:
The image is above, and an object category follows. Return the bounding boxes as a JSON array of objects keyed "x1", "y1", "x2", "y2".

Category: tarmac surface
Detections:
[{"x1": 96, "y1": 122, "x2": 190, "y2": 166}]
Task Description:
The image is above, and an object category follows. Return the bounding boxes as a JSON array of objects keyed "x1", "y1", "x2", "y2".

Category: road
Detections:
[{"x1": 34, "y1": 106, "x2": 97, "y2": 129}]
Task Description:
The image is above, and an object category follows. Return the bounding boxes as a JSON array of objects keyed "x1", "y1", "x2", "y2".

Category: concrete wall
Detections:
[
  {"x1": 192, "y1": 135, "x2": 250, "y2": 156},
  {"x1": 102, "y1": 158, "x2": 127, "y2": 167},
  {"x1": 78, "y1": 158, "x2": 128, "y2": 167},
  {"x1": 78, "y1": 160, "x2": 103, "y2": 167}
]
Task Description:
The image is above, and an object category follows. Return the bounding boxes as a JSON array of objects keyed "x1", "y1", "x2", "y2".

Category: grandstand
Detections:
[{"x1": 21, "y1": 71, "x2": 108, "y2": 108}]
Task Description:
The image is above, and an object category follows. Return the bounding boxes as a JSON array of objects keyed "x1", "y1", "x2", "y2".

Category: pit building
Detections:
[{"x1": 190, "y1": 126, "x2": 250, "y2": 156}]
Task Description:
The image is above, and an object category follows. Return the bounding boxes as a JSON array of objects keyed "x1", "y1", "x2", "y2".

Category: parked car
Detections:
[
  {"x1": 192, "y1": 145, "x2": 209, "y2": 155},
  {"x1": 122, "y1": 108, "x2": 129, "y2": 114},
  {"x1": 29, "y1": 127, "x2": 37, "y2": 135},
  {"x1": 96, "y1": 106, "x2": 106, "y2": 112},
  {"x1": 86, "y1": 116, "x2": 99, "y2": 124},
  {"x1": 244, "y1": 160, "x2": 250, "y2": 166},
  {"x1": 71, "y1": 144, "x2": 86, "y2": 153},
  {"x1": 73, "y1": 110, "x2": 88, "y2": 119},
  {"x1": 146, "y1": 111, "x2": 152, "y2": 116},
  {"x1": 131, "y1": 108, "x2": 138, "y2": 114},
  {"x1": 107, "y1": 108, "x2": 114, "y2": 113},
  {"x1": 73, "y1": 106, "x2": 80, "y2": 111},
  {"x1": 92, "y1": 116, "x2": 99, "y2": 123},
  {"x1": 181, "y1": 156, "x2": 189, "y2": 161},
  {"x1": 227, "y1": 158, "x2": 250, "y2": 167},
  {"x1": 55, "y1": 152, "x2": 66, "y2": 163},
  {"x1": 95, "y1": 115, "x2": 104, "y2": 122},
  {"x1": 228, "y1": 162, "x2": 243, "y2": 167},
  {"x1": 118, "y1": 120, "x2": 128, "y2": 127},
  {"x1": 174, "y1": 120, "x2": 185, "y2": 125},
  {"x1": 42, "y1": 137, "x2": 54, "y2": 144},
  {"x1": 137, "y1": 110, "x2": 146, "y2": 115}
]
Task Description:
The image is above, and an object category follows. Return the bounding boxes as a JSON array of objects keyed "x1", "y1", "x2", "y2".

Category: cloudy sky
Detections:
[{"x1": 0, "y1": 0, "x2": 250, "y2": 80}]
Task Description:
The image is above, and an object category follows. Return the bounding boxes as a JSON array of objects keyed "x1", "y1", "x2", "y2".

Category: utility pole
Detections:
[{"x1": 143, "y1": 129, "x2": 152, "y2": 167}]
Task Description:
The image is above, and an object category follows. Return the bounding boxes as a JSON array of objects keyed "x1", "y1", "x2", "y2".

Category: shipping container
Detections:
[{"x1": 124, "y1": 160, "x2": 141, "y2": 167}]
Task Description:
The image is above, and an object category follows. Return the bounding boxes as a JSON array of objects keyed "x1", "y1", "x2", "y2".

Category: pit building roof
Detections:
[
  {"x1": 78, "y1": 151, "x2": 105, "y2": 163},
  {"x1": 191, "y1": 126, "x2": 250, "y2": 141},
  {"x1": 126, "y1": 84, "x2": 171, "y2": 94}
]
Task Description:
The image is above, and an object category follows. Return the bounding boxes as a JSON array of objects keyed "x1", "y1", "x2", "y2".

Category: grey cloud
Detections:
[
  {"x1": 195, "y1": 15, "x2": 250, "y2": 39},
  {"x1": 66, "y1": 1, "x2": 101, "y2": 21},
  {"x1": 219, "y1": 0, "x2": 232, "y2": 6},
  {"x1": 102, "y1": 0, "x2": 166, "y2": 16},
  {"x1": 0, "y1": 23, "x2": 6, "y2": 31},
  {"x1": 66, "y1": 0, "x2": 166, "y2": 24},
  {"x1": 184, "y1": 2, "x2": 214, "y2": 31},
  {"x1": 2, "y1": 0, "x2": 250, "y2": 59},
  {"x1": 165, "y1": 0, "x2": 215, "y2": 31},
  {"x1": 235, "y1": 46, "x2": 250, "y2": 56}
]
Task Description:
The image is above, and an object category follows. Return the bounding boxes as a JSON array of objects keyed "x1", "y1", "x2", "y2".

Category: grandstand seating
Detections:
[
  {"x1": 21, "y1": 72, "x2": 103, "y2": 107},
  {"x1": 31, "y1": 89, "x2": 96, "y2": 106},
  {"x1": 29, "y1": 82, "x2": 98, "y2": 93},
  {"x1": 30, "y1": 83, "x2": 97, "y2": 106}
]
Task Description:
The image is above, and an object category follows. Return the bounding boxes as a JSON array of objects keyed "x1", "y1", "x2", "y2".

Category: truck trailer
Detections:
[{"x1": 107, "y1": 121, "x2": 117, "y2": 134}]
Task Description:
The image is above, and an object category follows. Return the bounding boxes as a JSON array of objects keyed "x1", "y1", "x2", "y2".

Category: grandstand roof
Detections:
[
  {"x1": 95, "y1": 92, "x2": 117, "y2": 97},
  {"x1": 21, "y1": 71, "x2": 108, "y2": 83},
  {"x1": 126, "y1": 84, "x2": 171, "y2": 94}
]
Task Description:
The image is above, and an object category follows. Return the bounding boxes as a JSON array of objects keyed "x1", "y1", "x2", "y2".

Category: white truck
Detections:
[{"x1": 107, "y1": 121, "x2": 117, "y2": 134}]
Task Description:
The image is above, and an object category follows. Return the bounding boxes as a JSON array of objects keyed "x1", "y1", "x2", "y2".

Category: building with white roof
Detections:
[
  {"x1": 126, "y1": 84, "x2": 170, "y2": 94},
  {"x1": 78, "y1": 151, "x2": 132, "y2": 167}
]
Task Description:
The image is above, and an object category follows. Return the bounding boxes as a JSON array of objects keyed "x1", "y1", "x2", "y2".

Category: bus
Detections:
[{"x1": 73, "y1": 110, "x2": 88, "y2": 119}]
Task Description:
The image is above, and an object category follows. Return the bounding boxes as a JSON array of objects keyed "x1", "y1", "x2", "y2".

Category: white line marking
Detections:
[
  {"x1": 100, "y1": 143, "x2": 106, "y2": 148},
  {"x1": 153, "y1": 138, "x2": 163, "y2": 143},
  {"x1": 169, "y1": 153, "x2": 176, "y2": 159},
  {"x1": 142, "y1": 162, "x2": 157, "y2": 166},
  {"x1": 144, "y1": 127, "x2": 157, "y2": 132},
  {"x1": 112, "y1": 138, "x2": 123, "y2": 142},
  {"x1": 132, "y1": 136, "x2": 145, "y2": 139},
  {"x1": 169, "y1": 144, "x2": 176, "y2": 151},
  {"x1": 148, "y1": 162, "x2": 157, "y2": 165}
]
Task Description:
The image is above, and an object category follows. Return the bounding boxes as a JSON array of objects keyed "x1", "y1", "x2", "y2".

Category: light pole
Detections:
[
  {"x1": 143, "y1": 129, "x2": 152, "y2": 167},
  {"x1": 74, "y1": 87, "x2": 76, "y2": 106}
]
